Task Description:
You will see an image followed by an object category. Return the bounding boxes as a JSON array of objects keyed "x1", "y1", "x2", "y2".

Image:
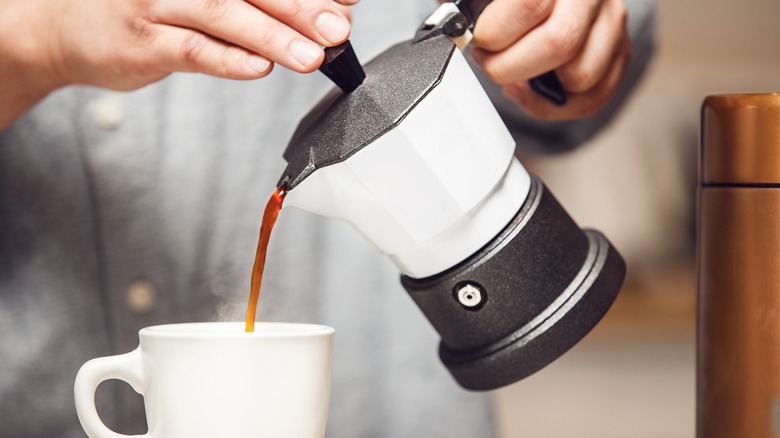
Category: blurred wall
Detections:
[
  {"x1": 494, "y1": 1, "x2": 780, "y2": 437},
  {"x1": 534, "y1": 0, "x2": 780, "y2": 271}
]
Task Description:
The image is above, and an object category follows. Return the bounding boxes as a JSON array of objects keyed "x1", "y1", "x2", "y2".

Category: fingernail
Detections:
[
  {"x1": 315, "y1": 12, "x2": 350, "y2": 44},
  {"x1": 290, "y1": 40, "x2": 322, "y2": 66},
  {"x1": 245, "y1": 54, "x2": 271, "y2": 74}
]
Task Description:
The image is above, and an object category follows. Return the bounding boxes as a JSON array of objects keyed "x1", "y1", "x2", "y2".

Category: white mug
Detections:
[{"x1": 74, "y1": 322, "x2": 334, "y2": 438}]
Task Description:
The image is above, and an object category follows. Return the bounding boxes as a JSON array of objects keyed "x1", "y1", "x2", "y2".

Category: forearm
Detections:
[
  {"x1": 0, "y1": 61, "x2": 63, "y2": 131},
  {"x1": 0, "y1": 1, "x2": 64, "y2": 130}
]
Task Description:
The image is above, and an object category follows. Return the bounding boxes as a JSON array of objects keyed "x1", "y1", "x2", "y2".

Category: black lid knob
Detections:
[{"x1": 318, "y1": 40, "x2": 366, "y2": 93}]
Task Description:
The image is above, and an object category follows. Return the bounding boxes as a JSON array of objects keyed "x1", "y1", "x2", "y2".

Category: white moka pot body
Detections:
[{"x1": 284, "y1": 49, "x2": 530, "y2": 279}]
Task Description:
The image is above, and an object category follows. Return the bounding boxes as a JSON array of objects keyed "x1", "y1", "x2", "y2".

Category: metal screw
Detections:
[
  {"x1": 442, "y1": 13, "x2": 469, "y2": 37},
  {"x1": 457, "y1": 283, "x2": 483, "y2": 308}
]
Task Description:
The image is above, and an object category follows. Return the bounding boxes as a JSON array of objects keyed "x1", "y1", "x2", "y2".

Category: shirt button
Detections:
[
  {"x1": 93, "y1": 96, "x2": 123, "y2": 130},
  {"x1": 126, "y1": 279, "x2": 156, "y2": 314}
]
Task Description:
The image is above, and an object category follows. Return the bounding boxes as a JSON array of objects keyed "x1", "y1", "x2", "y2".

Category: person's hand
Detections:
[
  {"x1": 57, "y1": 0, "x2": 355, "y2": 89},
  {"x1": 470, "y1": 0, "x2": 630, "y2": 120},
  {"x1": 2, "y1": 0, "x2": 354, "y2": 92},
  {"x1": 0, "y1": 0, "x2": 354, "y2": 128}
]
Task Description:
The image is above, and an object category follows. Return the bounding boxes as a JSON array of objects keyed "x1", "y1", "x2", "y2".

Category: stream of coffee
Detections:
[{"x1": 245, "y1": 185, "x2": 287, "y2": 332}]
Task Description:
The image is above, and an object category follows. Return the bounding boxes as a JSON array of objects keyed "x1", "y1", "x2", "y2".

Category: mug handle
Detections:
[{"x1": 74, "y1": 348, "x2": 149, "y2": 438}]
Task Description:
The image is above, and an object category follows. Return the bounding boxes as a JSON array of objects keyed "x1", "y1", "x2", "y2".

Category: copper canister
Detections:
[{"x1": 698, "y1": 94, "x2": 780, "y2": 437}]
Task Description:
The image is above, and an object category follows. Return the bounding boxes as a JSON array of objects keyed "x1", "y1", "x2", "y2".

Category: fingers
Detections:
[
  {"x1": 154, "y1": 0, "x2": 352, "y2": 73},
  {"x1": 470, "y1": 0, "x2": 630, "y2": 120},
  {"x1": 153, "y1": 24, "x2": 274, "y2": 80},
  {"x1": 502, "y1": 37, "x2": 631, "y2": 120},
  {"x1": 246, "y1": 0, "x2": 351, "y2": 46},
  {"x1": 36, "y1": 0, "x2": 356, "y2": 94},
  {"x1": 473, "y1": 0, "x2": 554, "y2": 52},
  {"x1": 472, "y1": 0, "x2": 603, "y2": 85},
  {"x1": 556, "y1": 0, "x2": 628, "y2": 92},
  {"x1": 333, "y1": 3, "x2": 352, "y2": 21}
]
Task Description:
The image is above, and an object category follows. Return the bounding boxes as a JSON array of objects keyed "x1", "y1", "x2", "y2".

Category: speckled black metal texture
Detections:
[
  {"x1": 401, "y1": 175, "x2": 626, "y2": 390},
  {"x1": 279, "y1": 35, "x2": 456, "y2": 189}
]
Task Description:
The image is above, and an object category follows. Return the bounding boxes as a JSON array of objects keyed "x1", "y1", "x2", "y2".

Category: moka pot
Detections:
[{"x1": 278, "y1": 2, "x2": 626, "y2": 390}]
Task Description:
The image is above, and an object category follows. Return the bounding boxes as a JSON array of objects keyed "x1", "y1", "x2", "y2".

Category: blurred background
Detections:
[{"x1": 492, "y1": 1, "x2": 780, "y2": 436}]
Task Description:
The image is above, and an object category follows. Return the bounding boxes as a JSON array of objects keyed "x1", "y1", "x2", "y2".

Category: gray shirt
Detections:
[{"x1": 0, "y1": 1, "x2": 654, "y2": 437}]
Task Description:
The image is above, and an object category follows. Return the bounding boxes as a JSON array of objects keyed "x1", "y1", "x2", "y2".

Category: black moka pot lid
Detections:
[{"x1": 278, "y1": 34, "x2": 457, "y2": 190}]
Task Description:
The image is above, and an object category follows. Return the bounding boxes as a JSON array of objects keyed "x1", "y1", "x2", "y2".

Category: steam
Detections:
[{"x1": 210, "y1": 268, "x2": 248, "y2": 322}]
